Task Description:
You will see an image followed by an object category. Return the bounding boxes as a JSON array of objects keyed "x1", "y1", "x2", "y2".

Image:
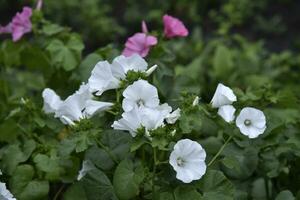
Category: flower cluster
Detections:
[
  {"x1": 42, "y1": 54, "x2": 269, "y2": 185},
  {"x1": 211, "y1": 83, "x2": 267, "y2": 138},
  {"x1": 123, "y1": 14, "x2": 188, "y2": 57}
]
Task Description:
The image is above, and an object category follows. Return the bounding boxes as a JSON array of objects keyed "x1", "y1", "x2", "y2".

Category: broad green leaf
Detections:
[
  {"x1": 197, "y1": 170, "x2": 234, "y2": 199},
  {"x1": 2, "y1": 140, "x2": 36, "y2": 175},
  {"x1": 63, "y1": 182, "x2": 88, "y2": 200},
  {"x1": 9, "y1": 165, "x2": 49, "y2": 200},
  {"x1": 0, "y1": 119, "x2": 19, "y2": 142},
  {"x1": 275, "y1": 190, "x2": 295, "y2": 200},
  {"x1": 113, "y1": 159, "x2": 144, "y2": 200},
  {"x1": 81, "y1": 168, "x2": 118, "y2": 200},
  {"x1": 85, "y1": 145, "x2": 114, "y2": 171},
  {"x1": 33, "y1": 153, "x2": 62, "y2": 180},
  {"x1": 174, "y1": 186, "x2": 202, "y2": 200}
]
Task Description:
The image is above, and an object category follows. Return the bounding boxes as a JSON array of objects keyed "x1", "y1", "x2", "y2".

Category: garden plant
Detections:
[{"x1": 0, "y1": 0, "x2": 300, "y2": 200}]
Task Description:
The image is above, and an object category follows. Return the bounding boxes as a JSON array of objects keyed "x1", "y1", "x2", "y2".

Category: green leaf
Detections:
[
  {"x1": 85, "y1": 145, "x2": 114, "y2": 171},
  {"x1": 213, "y1": 45, "x2": 233, "y2": 78},
  {"x1": 46, "y1": 36, "x2": 83, "y2": 71},
  {"x1": 275, "y1": 190, "x2": 295, "y2": 200},
  {"x1": 42, "y1": 23, "x2": 65, "y2": 36},
  {"x1": 113, "y1": 159, "x2": 145, "y2": 200},
  {"x1": 63, "y1": 182, "x2": 88, "y2": 200},
  {"x1": 77, "y1": 53, "x2": 102, "y2": 81},
  {"x1": 0, "y1": 119, "x2": 19, "y2": 142},
  {"x1": 2, "y1": 140, "x2": 36, "y2": 175},
  {"x1": 197, "y1": 170, "x2": 234, "y2": 199},
  {"x1": 9, "y1": 165, "x2": 49, "y2": 200},
  {"x1": 81, "y1": 168, "x2": 118, "y2": 200},
  {"x1": 174, "y1": 186, "x2": 202, "y2": 200},
  {"x1": 33, "y1": 153, "x2": 62, "y2": 180}
]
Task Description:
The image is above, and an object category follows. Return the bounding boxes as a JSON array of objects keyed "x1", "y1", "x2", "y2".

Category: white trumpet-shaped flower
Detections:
[
  {"x1": 112, "y1": 106, "x2": 166, "y2": 137},
  {"x1": 88, "y1": 54, "x2": 150, "y2": 95},
  {"x1": 43, "y1": 83, "x2": 113, "y2": 125},
  {"x1": 88, "y1": 61, "x2": 120, "y2": 96},
  {"x1": 77, "y1": 160, "x2": 95, "y2": 181},
  {"x1": 218, "y1": 105, "x2": 236, "y2": 123},
  {"x1": 0, "y1": 182, "x2": 16, "y2": 200},
  {"x1": 42, "y1": 88, "x2": 63, "y2": 114},
  {"x1": 211, "y1": 83, "x2": 237, "y2": 108},
  {"x1": 122, "y1": 80, "x2": 160, "y2": 112},
  {"x1": 236, "y1": 107, "x2": 266, "y2": 138},
  {"x1": 166, "y1": 108, "x2": 181, "y2": 124},
  {"x1": 169, "y1": 139, "x2": 207, "y2": 183}
]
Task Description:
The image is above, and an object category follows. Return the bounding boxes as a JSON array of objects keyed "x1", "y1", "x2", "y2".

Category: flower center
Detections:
[
  {"x1": 244, "y1": 119, "x2": 252, "y2": 126},
  {"x1": 176, "y1": 157, "x2": 185, "y2": 167},
  {"x1": 137, "y1": 99, "x2": 145, "y2": 106}
]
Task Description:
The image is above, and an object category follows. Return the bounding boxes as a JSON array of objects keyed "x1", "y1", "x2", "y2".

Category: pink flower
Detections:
[
  {"x1": 0, "y1": 7, "x2": 32, "y2": 42},
  {"x1": 122, "y1": 21, "x2": 157, "y2": 58},
  {"x1": 163, "y1": 14, "x2": 188, "y2": 38}
]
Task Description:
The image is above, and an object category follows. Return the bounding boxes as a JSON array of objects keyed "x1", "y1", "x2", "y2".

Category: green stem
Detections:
[
  {"x1": 53, "y1": 184, "x2": 65, "y2": 200},
  {"x1": 152, "y1": 148, "x2": 157, "y2": 199},
  {"x1": 208, "y1": 135, "x2": 233, "y2": 167},
  {"x1": 95, "y1": 138, "x2": 119, "y2": 164}
]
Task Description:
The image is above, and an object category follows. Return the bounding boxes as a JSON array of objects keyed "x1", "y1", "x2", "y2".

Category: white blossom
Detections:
[
  {"x1": 236, "y1": 107, "x2": 266, "y2": 138},
  {"x1": 112, "y1": 106, "x2": 166, "y2": 137},
  {"x1": 211, "y1": 83, "x2": 237, "y2": 108},
  {"x1": 0, "y1": 182, "x2": 16, "y2": 200},
  {"x1": 122, "y1": 80, "x2": 159, "y2": 112},
  {"x1": 166, "y1": 108, "x2": 181, "y2": 124},
  {"x1": 43, "y1": 83, "x2": 113, "y2": 125},
  {"x1": 218, "y1": 105, "x2": 236, "y2": 123},
  {"x1": 77, "y1": 160, "x2": 95, "y2": 181},
  {"x1": 42, "y1": 88, "x2": 63, "y2": 114},
  {"x1": 88, "y1": 54, "x2": 149, "y2": 95},
  {"x1": 169, "y1": 139, "x2": 206, "y2": 183}
]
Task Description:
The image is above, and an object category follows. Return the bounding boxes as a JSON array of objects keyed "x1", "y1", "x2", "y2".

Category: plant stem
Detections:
[
  {"x1": 95, "y1": 138, "x2": 119, "y2": 164},
  {"x1": 208, "y1": 135, "x2": 233, "y2": 167},
  {"x1": 53, "y1": 184, "x2": 65, "y2": 200},
  {"x1": 152, "y1": 147, "x2": 157, "y2": 199}
]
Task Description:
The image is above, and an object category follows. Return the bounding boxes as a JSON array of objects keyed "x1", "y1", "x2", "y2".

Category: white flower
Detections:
[
  {"x1": 211, "y1": 83, "x2": 237, "y2": 108},
  {"x1": 88, "y1": 61, "x2": 120, "y2": 96},
  {"x1": 77, "y1": 160, "x2": 95, "y2": 181},
  {"x1": 166, "y1": 108, "x2": 181, "y2": 124},
  {"x1": 236, "y1": 107, "x2": 266, "y2": 138},
  {"x1": 0, "y1": 182, "x2": 16, "y2": 200},
  {"x1": 218, "y1": 105, "x2": 236, "y2": 123},
  {"x1": 122, "y1": 80, "x2": 159, "y2": 112},
  {"x1": 169, "y1": 139, "x2": 206, "y2": 183},
  {"x1": 88, "y1": 54, "x2": 149, "y2": 95},
  {"x1": 42, "y1": 88, "x2": 63, "y2": 114},
  {"x1": 112, "y1": 54, "x2": 148, "y2": 78},
  {"x1": 112, "y1": 106, "x2": 166, "y2": 137},
  {"x1": 192, "y1": 96, "x2": 199, "y2": 106},
  {"x1": 44, "y1": 83, "x2": 113, "y2": 125}
]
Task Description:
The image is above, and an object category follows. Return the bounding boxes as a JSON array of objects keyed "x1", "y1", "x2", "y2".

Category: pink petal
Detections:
[
  {"x1": 142, "y1": 21, "x2": 148, "y2": 33},
  {"x1": 0, "y1": 23, "x2": 12, "y2": 34},
  {"x1": 163, "y1": 14, "x2": 188, "y2": 38}
]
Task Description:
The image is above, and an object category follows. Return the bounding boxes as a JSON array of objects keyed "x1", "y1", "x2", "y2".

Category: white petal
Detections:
[
  {"x1": 218, "y1": 105, "x2": 236, "y2": 122},
  {"x1": 55, "y1": 93, "x2": 84, "y2": 122},
  {"x1": 112, "y1": 54, "x2": 148, "y2": 74},
  {"x1": 192, "y1": 96, "x2": 199, "y2": 106},
  {"x1": 42, "y1": 88, "x2": 62, "y2": 114},
  {"x1": 140, "y1": 107, "x2": 166, "y2": 130},
  {"x1": 122, "y1": 80, "x2": 159, "y2": 112},
  {"x1": 0, "y1": 182, "x2": 16, "y2": 200},
  {"x1": 112, "y1": 108, "x2": 142, "y2": 137},
  {"x1": 166, "y1": 108, "x2": 181, "y2": 124},
  {"x1": 77, "y1": 160, "x2": 95, "y2": 181},
  {"x1": 60, "y1": 115, "x2": 76, "y2": 126},
  {"x1": 84, "y1": 100, "x2": 113, "y2": 117},
  {"x1": 211, "y1": 83, "x2": 237, "y2": 108},
  {"x1": 88, "y1": 61, "x2": 120, "y2": 95}
]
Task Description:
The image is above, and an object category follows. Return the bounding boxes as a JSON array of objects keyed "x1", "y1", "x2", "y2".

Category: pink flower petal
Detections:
[
  {"x1": 142, "y1": 21, "x2": 148, "y2": 33},
  {"x1": 163, "y1": 14, "x2": 188, "y2": 38}
]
